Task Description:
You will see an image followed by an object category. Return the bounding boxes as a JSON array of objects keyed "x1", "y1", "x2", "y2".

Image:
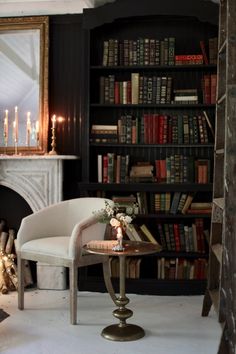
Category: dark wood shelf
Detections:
[
  {"x1": 78, "y1": 182, "x2": 213, "y2": 192},
  {"x1": 78, "y1": 276, "x2": 207, "y2": 295},
  {"x1": 81, "y1": 0, "x2": 218, "y2": 296},
  {"x1": 137, "y1": 213, "x2": 211, "y2": 219},
  {"x1": 90, "y1": 142, "x2": 214, "y2": 148},
  {"x1": 90, "y1": 103, "x2": 216, "y2": 109},
  {"x1": 90, "y1": 64, "x2": 217, "y2": 71}
]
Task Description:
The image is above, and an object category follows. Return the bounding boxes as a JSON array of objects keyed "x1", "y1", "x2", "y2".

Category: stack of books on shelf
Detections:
[
  {"x1": 173, "y1": 89, "x2": 198, "y2": 104},
  {"x1": 186, "y1": 202, "x2": 212, "y2": 215},
  {"x1": 102, "y1": 37, "x2": 175, "y2": 67},
  {"x1": 129, "y1": 162, "x2": 154, "y2": 183},
  {"x1": 157, "y1": 257, "x2": 207, "y2": 280},
  {"x1": 90, "y1": 124, "x2": 118, "y2": 143},
  {"x1": 175, "y1": 54, "x2": 203, "y2": 65},
  {"x1": 111, "y1": 194, "x2": 139, "y2": 215}
]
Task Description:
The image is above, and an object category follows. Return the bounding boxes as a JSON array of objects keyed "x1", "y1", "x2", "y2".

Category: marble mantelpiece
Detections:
[{"x1": 0, "y1": 155, "x2": 78, "y2": 212}]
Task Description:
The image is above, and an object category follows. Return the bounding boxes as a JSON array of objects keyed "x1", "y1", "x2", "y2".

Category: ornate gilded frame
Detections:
[{"x1": 0, "y1": 16, "x2": 49, "y2": 155}]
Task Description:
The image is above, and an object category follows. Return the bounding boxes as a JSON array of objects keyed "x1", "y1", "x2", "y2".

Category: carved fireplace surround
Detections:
[{"x1": 0, "y1": 155, "x2": 78, "y2": 212}]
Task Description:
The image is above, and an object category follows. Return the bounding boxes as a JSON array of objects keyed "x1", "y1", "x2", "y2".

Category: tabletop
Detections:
[{"x1": 83, "y1": 240, "x2": 161, "y2": 257}]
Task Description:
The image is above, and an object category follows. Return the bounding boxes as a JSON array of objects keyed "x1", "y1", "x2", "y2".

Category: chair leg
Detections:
[
  {"x1": 17, "y1": 257, "x2": 25, "y2": 310},
  {"x1": 69, "y1": 263, "x2": 78, "y2": 325},
  {"x1": 103, "y1": 260, "x2": 117, "y2": 305}
]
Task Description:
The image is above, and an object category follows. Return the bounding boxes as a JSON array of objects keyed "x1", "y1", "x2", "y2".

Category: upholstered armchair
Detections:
[{"x1": 16, "y1": 197, "x2": 115, "y2": 324}]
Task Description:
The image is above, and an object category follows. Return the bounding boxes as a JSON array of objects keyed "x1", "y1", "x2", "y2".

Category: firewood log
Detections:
[
  {"x1": 0, "y1": 257, "x2": 8, "y2": 294},
  {"x1": 4, "y1": 255, "x2": 18, "y2": 290},
  {"x1": 5, "y1": 229, "x2": 15, "y2": 254},
  {"x1": 0, "y1": 232, "x2": 8, "y2": 252}
]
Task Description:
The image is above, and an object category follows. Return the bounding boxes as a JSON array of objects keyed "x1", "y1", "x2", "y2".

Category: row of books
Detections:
[
  {"x1": 155, "y1": 156, "x2": 211, "y2": 184},
  {"x1": 109, "y1": 256, "x2": 207, "y2": 280},
  {"x1": 153, "y1": 192, "x2": 212, "y2": 215},
  {"x1": 101, "y1": 37, "x2": 217, "y2": 67},
  {"x1": 108, "y1": 192, "x2": 212, "y2": 217},
  {"x1": 124, "y1": 218, "x2": 207, "y2": 253},
  {"x1": 125, "y1": 219, "x2": 207, "y2": 254},
  {"x1": 109, "y1": 257, "x2": 142, "y2": 279},
  {"x1": 99, "y1": 74, "x2": 173, "y2": 105},
  {"x1": 102, "y1": 37, "x2": 175, "y2": 67},
  {"x1": 97, "y1": 153, "x2": 211, "y2": 184},
  {"x1": 90, "y1": 111, "x2": 214, "y2": 145},
  {"x1": 157, "y1": 257, "x2": 207, "y2": 280},
  {"x1": 99, "y1": 73, "x2": 216, "y2": 106},
  {"x1": 156, "y1": 219, "x2": 207, "y2": 253}
]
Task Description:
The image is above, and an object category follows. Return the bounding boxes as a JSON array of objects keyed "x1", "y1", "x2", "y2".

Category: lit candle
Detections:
[
  {"x1": 4, "y1": 110, "x2": 8, "y2": 142},
  {"x1": 26, "y1": 111, "x2": 31, "y2": 146},
  {"x1": 14, "y1": 106, "x2": 18, "y2": 142},
  {"x1": 13, "y1": 120, "x2": 16, "y2": 142},
  {"x1": 52, "y1": 115, "x2": 57, "y2": 129}
]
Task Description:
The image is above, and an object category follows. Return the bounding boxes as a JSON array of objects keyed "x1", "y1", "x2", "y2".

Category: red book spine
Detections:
[
  {"x1": 153, "y1": 114, "x2": 159, "y2": 144},
  {"x1": 159, "y1": 115, "x2": 164, "y2": 144},
  {"x1": 210, "y1": 74, "x2": 217, "y2": 104},
  {"x1": 202, "y1": 75, "x2": 211, "y2": 104},
  {"x1": 102, "y1": 155, "x2": 108, "y2": 183},
  {"x1": 143, "y1": 114, "x2": 149, "y2": 144},
  {"x1": 173, "y1": 223, "x2": 181, "y2": 251},
  {"x1": 114, "y1": 81, "x2": 120, "y2": 104},
  {"x1": 199, "y1": 40, "x2": 209, "y2": 65},
  {"x1": 126, "y1": 80, "x2": 132, "y2": 104}
]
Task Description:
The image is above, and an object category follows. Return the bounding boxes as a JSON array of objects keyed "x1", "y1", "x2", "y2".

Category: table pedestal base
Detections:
[{"x1": 101, "y1": 323, "x2": 145, "y2": 341}]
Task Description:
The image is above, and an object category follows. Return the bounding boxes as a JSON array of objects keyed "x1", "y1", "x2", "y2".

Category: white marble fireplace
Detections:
[
  {"x1": 0, "y1": 155, "x2": 78, "y2": 212},
  {"x1": 0, "y1": 154, "x2": 78, "y2": 290}
]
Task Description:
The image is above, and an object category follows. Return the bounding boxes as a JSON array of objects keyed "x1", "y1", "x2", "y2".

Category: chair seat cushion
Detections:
[{"x1": 21, "y1": 237, "x2": 70, "y2": 258}]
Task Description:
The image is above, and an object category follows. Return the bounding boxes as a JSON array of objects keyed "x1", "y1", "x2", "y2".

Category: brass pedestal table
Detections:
[{"x1": 83, "y1": 241, "x2": 160, "y2": 341}]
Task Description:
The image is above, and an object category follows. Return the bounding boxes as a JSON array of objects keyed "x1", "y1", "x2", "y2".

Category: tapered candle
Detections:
[
  {"x1": 14, "y1": 106, "x2": 18, "y2": 142},
  {"x1": 4, "y1": 110, "x2": 8, "y2": 142},
  {"x1": 52, "y1": 114, "x2": 56, "y2": 129},
  {"x1": 26, "y1": 111, "x2": 31, "y2": 146},
  {"x1": 13, "y1": 120, "x2": 16, "y2": 142}
]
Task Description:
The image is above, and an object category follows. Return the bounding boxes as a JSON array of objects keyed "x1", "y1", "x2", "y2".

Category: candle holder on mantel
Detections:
[
  {"x1": 48, "y1": 115, "x2": 57, "y2": 155},
  {"x1": 48, "y1": 125, "x2": 57, "y2": 155}
]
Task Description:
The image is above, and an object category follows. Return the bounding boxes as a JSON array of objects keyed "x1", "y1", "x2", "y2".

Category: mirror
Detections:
[{"x1": 0, "y1": 16, "x2": 49, "y2": 155}]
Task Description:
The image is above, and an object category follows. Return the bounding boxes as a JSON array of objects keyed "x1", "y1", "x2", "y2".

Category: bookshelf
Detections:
[{"x1": 79, "y1": 0, "x2": 219, "y2": 295}]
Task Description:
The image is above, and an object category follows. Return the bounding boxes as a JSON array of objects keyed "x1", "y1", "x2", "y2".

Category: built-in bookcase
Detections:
[{"x1": 79, "y1": 0, "x2": 219, "y2": 295}]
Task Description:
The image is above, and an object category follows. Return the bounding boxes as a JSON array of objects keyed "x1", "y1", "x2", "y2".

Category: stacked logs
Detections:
[{"x1": 0, "y1": 219, "x2": 33, "y2": 294}]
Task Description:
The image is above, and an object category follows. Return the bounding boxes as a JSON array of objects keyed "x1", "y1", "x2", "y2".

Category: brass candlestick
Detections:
[
  {"x1": 48, "y1": 125, "x2": 57, "y2": 155},
  {"x1": 14, "y1": 139, "x2": 18, "y2": 155},
  {"x1": 4, "y1": 134, "x2": 8, "y2": 155}
]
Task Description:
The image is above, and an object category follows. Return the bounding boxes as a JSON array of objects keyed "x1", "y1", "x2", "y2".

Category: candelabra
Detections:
[{"x1": 48, "y1": 125, "x2": 57, "y2": 155}]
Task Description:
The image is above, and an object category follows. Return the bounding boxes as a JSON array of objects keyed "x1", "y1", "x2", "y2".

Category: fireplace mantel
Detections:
[{"x1": 0, "y1": 155, "x2": 78, "y2": 212}]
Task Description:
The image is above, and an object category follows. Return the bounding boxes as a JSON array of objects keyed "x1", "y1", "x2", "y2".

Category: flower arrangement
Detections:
[
  {"x1": 93, "y1": 201, "x2": 134, "y2": 251},
  {"x1": 94, "y1": 200, "x2": 133, "y2": 228}
]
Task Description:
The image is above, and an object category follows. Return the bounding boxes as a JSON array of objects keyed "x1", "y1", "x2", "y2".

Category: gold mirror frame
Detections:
[{"x1": 0, "y1": 16, "x2": 49, "y2": 155}]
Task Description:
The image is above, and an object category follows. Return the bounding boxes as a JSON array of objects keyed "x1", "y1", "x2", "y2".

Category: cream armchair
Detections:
[{"x1": 16, "y1": 197, "x2": 115, "y2": 324}]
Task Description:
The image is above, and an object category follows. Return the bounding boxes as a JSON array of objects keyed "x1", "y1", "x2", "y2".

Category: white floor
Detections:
[{"x1": 0, "y1": 289, "x2": 221, "y2": 354}]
